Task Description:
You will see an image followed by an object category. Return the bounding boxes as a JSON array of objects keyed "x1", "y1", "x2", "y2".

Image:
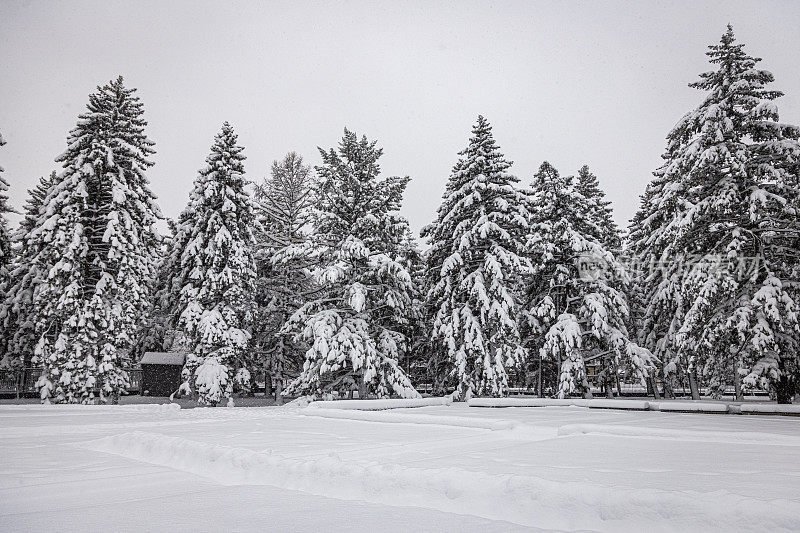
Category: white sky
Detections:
[{"x1": 1, "y1": 0, "x2": 799, "y2": 239}]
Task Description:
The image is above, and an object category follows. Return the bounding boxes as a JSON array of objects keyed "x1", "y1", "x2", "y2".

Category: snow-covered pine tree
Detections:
[
  {"x1": 523, "y1": 161, "x2": 656, "y2": 399},
  {"x1": 165, "y1": 122, "x2": 256, "y2": 406},
  {"x1": 0, "y1": 131, "x2": 15, "y2": 374},
  {"x1": 0, "y1": 131, "x2": 12, "y2": 288},
  {"x1": 130, "y1": 220, "x2": 174, "y2": 362},
  {"x1": 575, "y1": 165, "x2": 621, "y2": 250},
  {"x1": 19, "y1": 172, "x2": 57, "y2": 234},
  {"x1": 0, "y1": 172, "x2": 57, "y2": 371},
  {"x1": 397, "y1": 231, "x2": 431, "y2": 387},
  {"x1": 283, "y1": 129, "x2": 419, "y2": 400},
  {"x1": 420, "y1": 216, "x2": 454, "y2": 395},
  {"x1": 425, "y1": 116, "x2": 530, "y2": 400},
  {"x1": 252, "y1": 152, "x2": 315, "y2": 403},
  {"x1": 28, "y1": 77, "x2": 162, "y2": 403},
  {"x1": 627, "y1": 163, "x2": 694, "y2": 398},
  {"x1": 629, "y1": 26, "x2": 800, "y2": 402}
]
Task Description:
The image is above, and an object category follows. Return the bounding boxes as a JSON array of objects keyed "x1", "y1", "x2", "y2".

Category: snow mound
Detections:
[
  {"x1": 82, "y1": 430, "x2": 800, "y2": 532},
  {"x1": 308, "y1": 397, "x2": 452, "y2": 410},
  {"x1": 114, "y1": 403, "x2": 181, "y2": 412},
  {"x1": 0, "y1": 403, "x2": 180, "y2": 413},
  {"x1": 302, "y1": 408, "x2": 521, "y2": 432},
  {"x1": 468, "y1": 398, "x2": 650, "y2": 410},
  {"x1": 652, "y1": 401, "x2": 729, "y2": 413},
  {"x1": 740, "y1": 404, "x2": 800, "y2": 416},
  {"x1": 557, "y1": 424, "x2": 800, "y2": 446}
]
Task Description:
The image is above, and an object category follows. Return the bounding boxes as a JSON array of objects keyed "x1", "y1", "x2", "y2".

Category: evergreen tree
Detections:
[
  {"x1": 20, "y1": 172, "x2": 57, "y2": 233},
  {"x1": 28, "y1": 77, "x2": 162, "y2": 403},
  {"x1": 130, "y1": 223, "x2": 174, "y2": 362},
  {"x1": 425, "y1": 116, "x2": 530, "y2": 400},
  {"x1": 0, "y1": 131, "x2": 12, "y2": 287},
  {"x1": 252, "y1": 152, "x2": 315, "y2": 403},
  {"x1": 165, "y1": 123, "x2": 257, "y2": 406},
  {"x1": 629, "y1": 26, "x2": 800, "y2": 402},
  {"x1": 523, "y1": 162, "x2": 656, "y2": 398},
  {"x1": 627, "y1": 166, "x2": 693, "y2": 397},
  {"x1": 575, "y1": 165, "x2": 621, "y2": 250},
  {"x1": 283, "y1": 129, "x2": 419, "y2": 399},
  {"x1": 1, "y1": 172, "x2": 57, "y2": 371},
  {"x1": 397, "y1": 232, "x2": 431, "y2": 387}
]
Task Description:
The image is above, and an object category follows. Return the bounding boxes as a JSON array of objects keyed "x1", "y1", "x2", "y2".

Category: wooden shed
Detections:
[{"x1": 140, "y1": 352, "x2": 187, "y2": 397}]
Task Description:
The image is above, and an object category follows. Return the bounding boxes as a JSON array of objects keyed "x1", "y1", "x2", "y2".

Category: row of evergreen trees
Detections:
[{"x1": 0, "y1": 27, "x2": 798, "y2": 404}]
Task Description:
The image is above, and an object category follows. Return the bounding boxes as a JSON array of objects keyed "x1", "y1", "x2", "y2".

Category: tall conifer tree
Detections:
[
  {"x1": 283, "y1": 129, "x2": 418, "y2": 399},
  {"x1": 629, "y1": 26, "x2": 800, "y2": 402},
  {"x1": 575, "y1": 165, "x2": 621, "y2": 250},
  {"x1": 425, "y1": 116, "x2": 530, "y2": 399},
  {"x1": 0, "y1": 131, "x2": 12, "y2": 287},
  {"x1": 29, "y1": 77, "x2": 162, "y2": 403},
  {"x1": 1, "y1": 172, "x2": 57, "y2": 370},
  {"x1": 523, "y1": 162, "x2": 656, "y2": 398},
  {"x1": 165, "y1": 123, "x2": 257, "y2": 406},
  {"x1": 252, "y1": 152, "x2": 315, "y2": 402}
]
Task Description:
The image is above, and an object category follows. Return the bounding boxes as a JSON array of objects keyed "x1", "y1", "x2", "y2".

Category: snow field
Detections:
[
  {"x1": 2, "y1": 402, "x2": 800, "y2": 532},
  {"x1": 81, "y1": 427, "x2": 800, "y2": 532}
]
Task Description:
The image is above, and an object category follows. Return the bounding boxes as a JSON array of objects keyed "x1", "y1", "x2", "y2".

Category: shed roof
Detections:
[{"x1": 140, "y1": 352, "x2": 187, "y2": 366}]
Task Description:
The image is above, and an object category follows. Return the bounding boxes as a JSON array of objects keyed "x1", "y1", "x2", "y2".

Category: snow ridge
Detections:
[
  {"x1": 83, "y1": 430, "x2": 800, "y2": 532},
  {"x1": 307, "y1": 397, "x2": 452, "y2": 410},
  {"x1": 469, "y1": 398, "x2": 650, "y2": 410},
  {"x1": 558, "y1": 424, "x2": 800, "y2": 446},
  {"x1": 300, "y1": 407, "x2": 543, "y2": 434}
]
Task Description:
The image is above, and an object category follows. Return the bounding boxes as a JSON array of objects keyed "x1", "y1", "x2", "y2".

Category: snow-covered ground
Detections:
[{"x1": 2, "y1": 402, "x2": 799, "y2": 532}]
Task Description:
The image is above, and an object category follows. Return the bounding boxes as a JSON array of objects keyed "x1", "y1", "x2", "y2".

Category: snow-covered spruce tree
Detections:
[
  {"x1": 627, "y1": 164, "x2": 694, "y2": 398},
  {"x1": 0, "y1": 131, "x2": 15, "y2": 374},
  {"x1": 425, "y1": 116, "x2": 530, "y2": 400},
  {"x1": 252, "y1": 152, "x2": 315, "y2": 403},
  {"x1": 575, "y1": 165, "x2": 621, "y2": 250},
  {"x1": 523, "y1": 162, "x2": 656, "y2": 399},
  {"x1": 129, "y1": 221, "x2": 174, "y2": 362},
  {"x1": 283, "y1": 129, "x2": 419, "y2": 400},
  {"x1": 0, "y1": 172, "x2": 57, "y2": 371},
  {"x1": 28, "y1": 77, "x2": 162, "y2": 403},
  {"x1": 0, "y1": 131, "x2": 12, "y2": 289},
  {"x1": 629, "y1": 26, "x2": 800, "y2": 402},
  {"x1": 396, "y1": 231, "x2": 431, "y2": 387},
  {"x1": 166, "y1": 123, "x2": 256, "y2": 406}
]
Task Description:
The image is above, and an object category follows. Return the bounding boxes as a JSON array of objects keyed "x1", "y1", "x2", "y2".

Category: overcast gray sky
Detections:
[{"x1": 1, "y1": 0, "x2": 799, "y2": 239}]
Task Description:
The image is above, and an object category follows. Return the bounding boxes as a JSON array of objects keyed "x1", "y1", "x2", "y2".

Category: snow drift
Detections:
[{"x1": 83, "y1": 430, "x2": 800, "y2": 532}]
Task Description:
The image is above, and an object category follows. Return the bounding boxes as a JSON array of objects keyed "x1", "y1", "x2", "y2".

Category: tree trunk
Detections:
[
  {"x1": 775, "y1": 375, "x2": 794, "y2": 405},
  {"x1": 264, "y1": 368, "x2": 273, "y2": 397},
  {"x1": 650, "y1": 375, "x2": 661, "y2": 400},
  {"x1": 581, "y1": 360, "x2": 592, "y2": 400},
  {"x1": 274, "y1": 379, "x2": 283, "y2": 405},
  {"x1": 733, "y1": 369, "x2": 743, "y2": 402},
  {"x1": 688, "y1": 370, "x2": 701, "y2": 400},
  {"x1": 358, "y1": 373, "x2": 368, "y2": 400},
  {"x1": 555, "y1": 352, "x2": 563, "y2": 399},
  {"x1": 613, "y1": 359, "x2": 623, "y2": 397},
  {"x1": 537, "y1": 355, "x2": 543, "y2": 398},
  {"x1": 663, "y1": 370, "x2": 676, "y2": 399}
]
